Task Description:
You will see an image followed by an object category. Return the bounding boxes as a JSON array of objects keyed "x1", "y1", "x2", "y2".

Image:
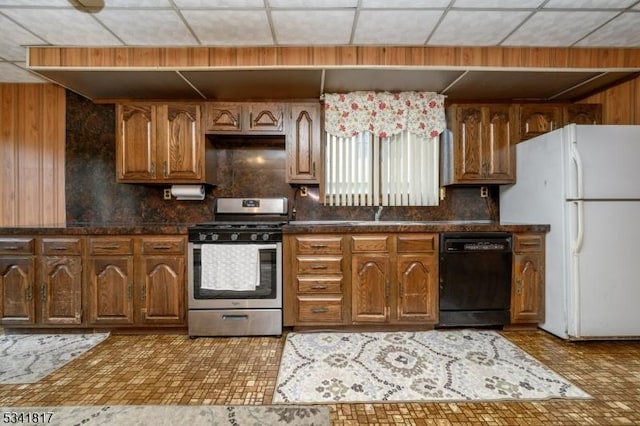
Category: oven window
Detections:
[{"x1": 192, "y1": 247, "x2": 278, "y2": 299}]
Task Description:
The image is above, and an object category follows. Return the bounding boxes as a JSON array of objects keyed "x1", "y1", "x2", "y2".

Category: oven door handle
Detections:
[{"x1": 222, "y1": 314, "x2": 249, "y2": 320}]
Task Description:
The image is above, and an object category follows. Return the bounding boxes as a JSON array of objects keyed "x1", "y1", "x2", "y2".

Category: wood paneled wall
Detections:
[
  {"x1": 0, "y1": 84, "x2": 66, "y2": 227},
  {"x1": 580, "y1": 75, "x2": 640, "y2": 124}
]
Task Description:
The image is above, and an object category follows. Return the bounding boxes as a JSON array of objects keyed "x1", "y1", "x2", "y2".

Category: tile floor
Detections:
[{"x1": 1, "y1": 329, "x2": 640, "y2": 425}]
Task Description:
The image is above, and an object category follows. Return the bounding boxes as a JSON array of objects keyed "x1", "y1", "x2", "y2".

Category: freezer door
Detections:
[
  {"x1": 565, "y1": 200, "x2": 640, "y2": 339},
  {"x1": 565, "y1": 125, "x2": 640, "y2": 200}
]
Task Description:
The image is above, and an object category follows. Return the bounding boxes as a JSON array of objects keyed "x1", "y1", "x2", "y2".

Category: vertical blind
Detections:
[{"x1": 322, "y1": 91, "x2": 445, "y2": 207}]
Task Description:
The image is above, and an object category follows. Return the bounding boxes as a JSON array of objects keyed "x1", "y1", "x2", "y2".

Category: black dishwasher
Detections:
[{"x1": 438, "y1": 232, "x2": 512, "y2": 327}]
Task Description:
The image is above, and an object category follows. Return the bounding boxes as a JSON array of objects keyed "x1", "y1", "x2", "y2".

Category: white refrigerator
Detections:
[{"x1": 500, "y1": 124, "x2": 640, "y2": 340}]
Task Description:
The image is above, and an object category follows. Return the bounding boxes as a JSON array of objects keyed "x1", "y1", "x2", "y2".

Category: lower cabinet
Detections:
[
  {"x1": 0, "y1": 234, "x2": 186, "y2": 330},
  {"x1": 511, "y1": 233, "x2": 545, "y2": 324}
]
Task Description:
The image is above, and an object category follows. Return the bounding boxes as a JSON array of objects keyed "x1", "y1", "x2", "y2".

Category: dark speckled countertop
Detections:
[
  {"x1": 283, "y1": 220, "x2": 550, "y2": 233},
  {"x1": 0, "y1": 224, "x2": 189, "y2": 235}
]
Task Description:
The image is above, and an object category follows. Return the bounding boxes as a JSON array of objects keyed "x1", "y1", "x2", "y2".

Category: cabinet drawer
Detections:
[
  {"x1": 0, "y1": 238, "x2": 35, "y2": 254},
  {"x1": 140, "y1": 237, "x2": 185, "y2": 255},
  {"x1": 514, "y1": 234, "x2": 544, "y2": 253},
  {"x1": 297, "y1": 296, "x2": 343, "y2": 322},
  {"x1": 397, "y1": 234, "x2": 437, "y2": 253},
  {"x1": 351, "y1": 235, "x2": 390, "y2": 252},
  {"x1": 88, "y1": 237, "x2": 134, "y2": 255},
  {"x1": 297, "y1": 256, "x2": 342, "y2": 274},
  {"x1": 41, "y1": 238, "x2": 82, "y2": 255},
  {"x1": 297, "y1": 276, "x2": 342, "y2": 293},
  {"x1": 296, "y1": 236, "x2": 342, "y2": 254}
]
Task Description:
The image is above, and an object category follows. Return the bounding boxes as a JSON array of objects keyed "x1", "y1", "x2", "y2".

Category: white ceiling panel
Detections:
[
  {"x1": 2, "y1": 8, "x2": 122, "y2": 45},
  {"x1": 0, "y1": 15, "x2": 44, "y2": 61},
  {"x1": 102, "y1": 0, "x2": 173, "y2": 7},
  {"x1": 96, "y1": 10, "x2": 197, "y2": 45},
  {"x1": 543, "y1": 0, "x2": 637, "y2": 8},
  {"x1": 271, "y1": 10, "x2": 355, "y2": 45},
  {"x1": 575, "y1": 12, "x2": 640, "y2": 47},
  {"x1": 361, "y1": 0, "x2": 451, "y2": 7},
  {"x1": 451, "y1": 0, "x2": 544, "y2": 7},
  {"x1": 174, "y1": 0, "x2": 264, "y2": 7},
  {"x1": 502, "y1": 11, "x2": 618, "y2": 46},
  {"x1": 183, "y1": 10, "x2": 273, "y2": 45},
  {"x1": 0, "y1": 0, "x2": 70, "y2": 5},
  {"x1": 0, "y1": 62, "x2": 45, "y2": 82},
  {"x1": 268, "y1": 0, "x2": 357, "y2": 7},
  {"x1": 429, "y1": 11, "x2": 530, "y2": 46},
  {"x1": 354, "y1": 10, "x2": 442, "y2": 45}
]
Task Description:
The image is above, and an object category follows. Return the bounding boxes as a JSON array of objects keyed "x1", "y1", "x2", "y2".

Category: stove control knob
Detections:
[
  {"x1": 250, "y1": 233, "x2": 258, "y2": 241},
  {"x1": 262, "y1": 233, "x2": 270, "y2": 241},
  {"x1": 211, "y1": 234, "x2": 219, "y2": 241},
  {"x1": 230, "y1": 233, "x2": 239, "y2": 241},
  {"x1": 199, "y1": 233, "x2": 207, "y2": 241}
]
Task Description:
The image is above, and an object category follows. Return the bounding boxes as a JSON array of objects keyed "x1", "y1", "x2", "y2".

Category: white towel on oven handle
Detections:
[{"x1": 200, "y1": 244, "x2": 276, "y2": 291}]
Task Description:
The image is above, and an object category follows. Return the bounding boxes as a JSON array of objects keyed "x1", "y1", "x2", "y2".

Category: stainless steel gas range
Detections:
[{"x1": 187, "y1": 197, "x2": 287, "y2": 337}]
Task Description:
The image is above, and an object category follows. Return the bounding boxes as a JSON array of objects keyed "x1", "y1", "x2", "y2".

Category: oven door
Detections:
[{"x1": 188, "y1": 242, "x2": 282, "y2": 310}]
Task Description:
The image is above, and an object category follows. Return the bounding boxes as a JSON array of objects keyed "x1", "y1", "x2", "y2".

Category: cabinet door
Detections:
[
  {"x1": 157, "y1": 104, "x2": 203, "y2": 181},
  {"x1": 40, "y1": 256, "x2": 83, "y2": 325},
  {"x1": 453, "y1": 105, "x2": 484, "y2": 182},
  {"x1": 511, "y1": 252, "x2": 545, "y2": 323},
  {"x1": 485, "y1": 105, "x2": 515, "y2": 182},
  {"x1": 137, "y1": 255, "x2": 185, "y2": 325},
  {"x1": 205, "y1": 103, "x2": 242, "y2": 132},
  {"x1": 518, "y1": 104, "x2": 562, "y2": 141},
  {"x1": 352, "y1": 254, "x2": 390, "y2": 323},
  {"x1": 116, "y1": 104, "x2": 157, "y2": 181},
  {"x1": 287, "y1": 103, "x2": 321, "y2": 184},
  {"x1": 0, "y1": 257, "x2": 35, "y2": 325},
  {"x1": 86, "y1": 256, "x2": 135, "y2": 325},
  {"x1": 246, "y1": 103, "x2": 285, "y2": 133},
  {"x1": 396, "y1": 254, "x2": 438, "y2": 323},
  {"x1": 564, "y1": 104, "x2": 602, "y2": 125}
]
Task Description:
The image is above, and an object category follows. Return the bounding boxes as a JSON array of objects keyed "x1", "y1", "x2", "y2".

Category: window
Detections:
[{"x1": 322, "y1": 91, "x2": 445, "y2": 207}]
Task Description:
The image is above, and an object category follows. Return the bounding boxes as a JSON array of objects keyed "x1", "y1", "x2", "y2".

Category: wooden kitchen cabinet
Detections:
[
  {"x1": 516, "y1": 103, "x2": 601, "y2": 142},
  {"x1": 351, "y1": 235, "x2": 391, "y2": 323},
  {"x1": 205, "y1": 102, "x2": 285, "y2": 134},
  {"x1": 284, "y1": 234, "x2": 346, "y2": 326},
  {"x1": 85, "y1": 237, "x2": 136, "y2": 326},
  {"x1": 38, "y1": 238, "x2": 83, "y2": 326},
  {"x1": 116, "y1": 103, "x2": 204, "y2": 183},
  {"x1": 511, "y1": 233, "x2": 545, "y2": 324},
  {"x1": 0, "y1": 238, "x2": 36, "y2": 325},
  {"x1": 136, "y1": 236, "x2": 186, "y2": 325},
  {"x1": 286, "y1": 102, "x2": 322, "y2": 184},
  {"x1": 441, "y1": 104, "x2": 515, "y2": 185},
  {"x1": 396, "y1": 235, "x2": 438, "y2": 323}
]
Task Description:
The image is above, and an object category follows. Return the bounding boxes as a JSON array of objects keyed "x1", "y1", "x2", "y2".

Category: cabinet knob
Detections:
[{"x1": 515, "y1": 278, "x2": 523, "y2": 295}]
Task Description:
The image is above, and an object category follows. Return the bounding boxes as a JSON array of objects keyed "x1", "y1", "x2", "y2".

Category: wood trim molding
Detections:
[{"x1": 28, "y1": 46, "x2": 640, "y2": 70}]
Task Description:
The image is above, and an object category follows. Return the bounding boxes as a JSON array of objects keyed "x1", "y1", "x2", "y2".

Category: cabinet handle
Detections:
[
  {"x1": 163, "y1": 160, "x2": 168, "y2": 178},
  {"x1": 515, "y1": 278, "x2": 523, "y2": 295},
  {"x1": 128, "y1": 284, "x2": 133, "y2": 300},
  {"x1": 310, "y1": 284, "x2": 327, "y2": 290},
  {"x1": 101, "y1": 244, "x2": 121, "y2": 250},
  {"x1": 312, "y1": 162, "x2": 316, "y2": 177},
  {"x1": 311, "y1": 307, "x2": 329, "y2": 314},
  {"x1": 51, "y1": 246, "x2": 70, "y2": 251},
  {"x1": 3, "y1": 245, "x2": 19, "y2": 250},
  {"x1": 141, "y1": 283, "x2": 146, "y2": 301},
  {"x1": 151, "y1": 244, "x2": 172, "y2": 250},
  {"x1": 26, "y1": 284, "x2": 33, "y2": 301},
  {"x1": 151, "y1": 162, "x2": 155, "y2": 175},
  {"x1": 41, "y1": 283, "x2": 47, "y2": 302},
  {"x1": 310, "y1": 264, "x2": 328, "y2": 270},
  {"x1": 249, "y1": 112, "x2": 253, "y2": 128},
  {"x1": 310, "y1": 244, "x2": 328, "y2": 249},
  {"x1": 519, "y1": 240, "x2": 540, "y2": 246}
]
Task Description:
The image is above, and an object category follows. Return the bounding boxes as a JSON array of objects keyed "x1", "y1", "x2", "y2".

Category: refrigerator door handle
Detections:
[
  {"x1": 569, "y1": 140, "x2": 584, "y2": 200},
  {"x1": 572, "y1": 200, "x2": 585, "y2": 255}
]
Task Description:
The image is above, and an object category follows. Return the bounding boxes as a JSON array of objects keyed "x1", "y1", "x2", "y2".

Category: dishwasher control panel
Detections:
[{"x1": 441, "y1": 233, "x2": 512, "y2": 252}]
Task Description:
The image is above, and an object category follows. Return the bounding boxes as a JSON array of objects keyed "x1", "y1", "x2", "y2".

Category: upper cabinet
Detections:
[
  {"x1": 441, "y1": 104, "x2": 516, "y2": 185},
  {"x1": 204, "y1": 102, "x2": 285, "y2": 134},
  {"x1": 517, "y1": 103, "x2": 602, "y2": 142},
  {"x1": 116, "y1": 103, "x2": 204, "y2": 183},
  {"x1": 286, "y1": 103, "x2": 322, "y2": 184}
]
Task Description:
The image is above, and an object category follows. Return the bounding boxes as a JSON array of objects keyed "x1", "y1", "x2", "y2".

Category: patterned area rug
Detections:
[
  {"x1": 0, "y1": 333, "x2": 110, "y2": 384},
  {"x1": 0, "y1": 405, "x2": 329, "y2": 426},
  {"x1": 273, "y1": 329, "x2": 592, "y2": 403}
]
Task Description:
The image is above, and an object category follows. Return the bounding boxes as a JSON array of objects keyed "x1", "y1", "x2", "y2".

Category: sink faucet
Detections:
[{"x1": 374, "y1": 205, "x2": 384, "y2": 221}]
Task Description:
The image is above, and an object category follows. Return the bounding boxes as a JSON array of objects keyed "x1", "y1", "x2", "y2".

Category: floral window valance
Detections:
[{"x1": 323, "y1": 91, "x2": 446, "y2": 138}]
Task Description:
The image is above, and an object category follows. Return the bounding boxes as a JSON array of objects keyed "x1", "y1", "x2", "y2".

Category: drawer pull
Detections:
[
  {"x1": 101, "y1": 244, "x2": 121, "y2": 250},
  {"x1": 311, "y1": 285, "x2": 327, "y2": 290},
  {"x1": 151, "y1": 244, "x2": 172, "y2": 250},
  {"x1": 310, "y1": 244, "x2": 328, "y2": 248},
  {"x1": 520, "y1": 240, "x2": 540, "y2": 246},
  {"x1": 310, "y1": 265, "x2": 328, "y2": 270},
  {"x1": 51, "y1": 246, "x2": 71, "y2": 251},
  {"x1": 311, "y1": 307, "x2": 329, "y2": 314},
  {"x1": 3, "y1": 246, "x2": 19, "y2": 250}
]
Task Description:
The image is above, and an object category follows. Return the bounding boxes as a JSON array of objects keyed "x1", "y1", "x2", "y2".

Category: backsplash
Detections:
[{"x1": 65, "y1": 91, "x2": 498, "y2": 226}]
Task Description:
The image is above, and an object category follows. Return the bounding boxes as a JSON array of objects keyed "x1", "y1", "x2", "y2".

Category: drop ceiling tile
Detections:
[
  {"x1": 271, "y1": 10, "x2": 354, "y2": 45},
  {"x1": 268, "y1": 0, "x2": 357, "y2": 7},
  {"x1": 96, "y1": 10, "x2": 196, "y2": 45},
  {"x1": 0, "y1": 15, "x2": 45, "y2": 61},
  {"x1": 429, "y1": 11, "x2": 530, "y2": 45},
  {"x1": 543, "y1": 0, "x2": 636, "y2": 8},
  {"x1": 502, "y1": 11, "x2": 618, "y2": 46},
  {"x1": 0, "y1": 0, "x2": 71, "y2": 5},
  {"x1": 0, "y1": 62, "x2": 45, "y2": 82},
  {"x1": 451, "y1": 0, "x2": 544, "y2": 7},
  {"x1": 1, "y1": 8, "x2": 122, "y2": 45},
  {"x1": 174, "y1": 0, "x2": 264, "y2": 7},
  {"x1": 353, "y1": 10, "x2": 442, "y2": 44},
  {"x1": 360, "y1": 0, "x2": 450, "y2": 7},
  {"x1": 100, "y1": 0, "x2": 173, "y2": 7},
  {"x1": 576, "y1": 12, "x2": 640, "y2": 47},
  {"x1": 182, "y1": 10, "x2": 273, "y2": 45}
]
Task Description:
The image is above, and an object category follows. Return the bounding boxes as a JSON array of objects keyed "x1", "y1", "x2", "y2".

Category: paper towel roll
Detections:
[{"x1": 170, "y1": 185, "x2": 205, "y2": 200}]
